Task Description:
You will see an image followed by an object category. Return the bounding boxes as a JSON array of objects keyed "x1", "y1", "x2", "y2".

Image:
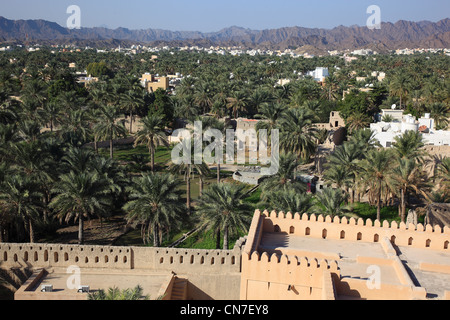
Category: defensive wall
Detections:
[
  {"x1": 2, "y1": 210, "x2": 450, "y2": 300},
  {"x1": 0, "y1": 238, "x2": 246, "y2": 300},
  {"x1": 240, "y1": 210, "x2": 450, "y2": 300}
]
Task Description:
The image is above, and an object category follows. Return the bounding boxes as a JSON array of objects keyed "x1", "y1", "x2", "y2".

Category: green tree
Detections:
[
  {"x1": 388, "y1": 158, "x2": 430, "y2": 223},
  {"x1": 359, "y1": 148, "x2": 396, "y2": 221},
  {"x1": 50, "y1": 171, "x2": 113, "y2": 245},
  {"x1": 134, "y1": 113, "x2": 169, "y2": 172},
  {"x1": 94, "y1": 105, "x2": 127, "y2": 159},
  {"x1": 0, "y1": 174, "x2": 43, "y2": 243},
  {"x1": 278, "y1": 108, "x2": 319, "y2": 161},
  {"x1": 87, "y1": 285, "x2": 149, "y2": 300},
  {"x1": 313, "y1": 188, "x2": 349, "y2": 218},
  {"x1": 123, "y1": 173, "x2": 185, "y2": 246},
  {"x1": 196, "y1": 183, "x2": 252, "y2": 250}
]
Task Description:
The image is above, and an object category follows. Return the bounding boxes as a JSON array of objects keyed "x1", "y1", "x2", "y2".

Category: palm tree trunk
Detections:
[
  {"x1": 153, "y1": 224, "x2": 159, "y2": 247},
  {"x1": 217, "y1": 163, "x2": 221, "y2": 184},
  {"x1": 78, "y1": 216, "x2": 84, "y2": 245},
  {"x1": 129, "y1": 111, "x2": 133, "y2": 134},
  {"x1": 377, "y1": 183, "x2": 382, "y2": 222},
  {"x1": 216, "y1": 228, "x2": 221, "y2": 250},
  {"x1": 150, "y1": 146, "x2": 155, "y2": 172},
  {"x1": 199, "y1": 176, "x2": 204, "y2": 197},
  {"x1": 223, "y1": 226, "x2": 229, "y2": 250},
  {"x1": 186, "y1": 175, "x2": 191, "y2": 213},
  {"x1": 110, "y1": 139, "x2": 114, "y2": 159},
  {"x1": 29, "y1": 219, "x2": 35, "y2": 243},
  {"x1": 401, "y1": 188, "x2": 406, "y2": 223}
]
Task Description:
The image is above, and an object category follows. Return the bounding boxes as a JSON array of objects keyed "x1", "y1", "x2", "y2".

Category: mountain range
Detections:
[{"x1": 0, "y1": 16, "x2": 449, "y2": 53}]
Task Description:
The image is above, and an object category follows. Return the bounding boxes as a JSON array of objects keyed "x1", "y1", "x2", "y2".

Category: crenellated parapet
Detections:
[
  {"x1": 0, "y1": 238, "x2": 246, "y2": 275},
  {"x1": 254, "y1": 210, "x2": 450, "y2": 252}
]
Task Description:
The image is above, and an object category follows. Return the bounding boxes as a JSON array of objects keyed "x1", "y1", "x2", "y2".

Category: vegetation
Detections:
[{"x1": 0, "y1": 46, "x2": 448, "y2": 249}]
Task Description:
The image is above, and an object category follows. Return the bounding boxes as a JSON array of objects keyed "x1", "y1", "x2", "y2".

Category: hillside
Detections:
[{"x1": 0, "y1": 16, "x2": 449, "y2": 51}]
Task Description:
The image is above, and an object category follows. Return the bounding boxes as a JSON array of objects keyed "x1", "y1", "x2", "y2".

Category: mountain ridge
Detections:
[{"x1": 0, "y1": 16, "x2": 449, "y2": 52}]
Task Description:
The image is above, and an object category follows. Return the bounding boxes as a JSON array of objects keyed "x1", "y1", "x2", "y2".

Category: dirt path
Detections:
[{"x1": 47, "y1": 216, "x2": 129, "y2": 246}]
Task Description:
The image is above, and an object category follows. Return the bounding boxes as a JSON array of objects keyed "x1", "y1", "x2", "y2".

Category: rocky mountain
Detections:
[{"x1": 0, "y1": 16, "x2": 449, "y2": 51}]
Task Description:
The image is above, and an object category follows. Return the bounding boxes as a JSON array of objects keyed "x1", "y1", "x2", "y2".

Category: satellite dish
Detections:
[{"x1": 391, "y1": 104, "x2": 397, "y2": 110}]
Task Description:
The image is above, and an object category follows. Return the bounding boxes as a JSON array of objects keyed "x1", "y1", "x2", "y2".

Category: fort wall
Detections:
[{"x1": 258, "y1": 210, "x2": 450, "y2": 252}]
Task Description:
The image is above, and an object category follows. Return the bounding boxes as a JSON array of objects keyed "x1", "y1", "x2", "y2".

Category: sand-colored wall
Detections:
[
  {"x1": 240, "y1": 250, "x2": 339, "y2": 300},
  {"x1": 259, "y1": 210, "x2": 450, "y2": 252},
  {"x1": 0, "y1": 239, "x2": 246, "y2": 300}
]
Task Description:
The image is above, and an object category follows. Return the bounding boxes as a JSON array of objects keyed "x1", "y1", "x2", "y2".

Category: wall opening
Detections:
[
  {"x1": 289, "y1": 226, "x2": 295, "y2": 234},
  {"x1": 357, "y1": 233, "x2": 362, "y2": 241},
  {"x1": 374, "y1": 234, "x2": 379, "y2": 243},
  {"x1": 408, "y1": 237, "x2": 413, "y2": 246},
  {"x1": 391, "y1": 236, "x2": 396, "y2": 245},
  {"x1": 44, "y1": 250, "x2": 48, "y2": 262},
  {"x1": 445, "y1": 241, "x2": 449, "y2": 250},
  {"x1": 340, "y1": 231, "x2": 345, "y2": 239},
  {"x1": 105, "y1": 256, "x2": 109, "y2": 263},
  {"x1": 3, "y1": 252, "x2": 7, "y2": 262},
  {"x1": 64, "y1": 253, "x2": 69, "y2": 261},
  {"x1": 33, "y1": 252, "x2": 38, "y2": 262},
  {"x1": 426, "y1": 239, "x2": 431, "y2": 248},
  {"x1": 322, "y1": 229, "x2": 327, "y2": 239},
  {"x1": 54, "y1": 252, "x2": 59, "y2": 263},
  {"x1": 305, "y1": 227, "x2": 311, "y2": 236},
  {"x1": 274, "y1": 225, "x2": 281, "y2": 233}
]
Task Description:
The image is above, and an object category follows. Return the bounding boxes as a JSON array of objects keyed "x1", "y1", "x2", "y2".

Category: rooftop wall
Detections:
[
  {"x1": 240, "y1": 250, "x2": 339, "y2": 300},
  {"x1": 258, "y1": 210, "x2": 450, "y2": 252},
  {"x1": 0, "y1": 238, "x2": 246, "y2": 275}
]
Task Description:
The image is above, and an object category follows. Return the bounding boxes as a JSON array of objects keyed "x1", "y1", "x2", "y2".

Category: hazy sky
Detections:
[{"x1": 1, "y1": 0, "x2": 449, "y2": 32}]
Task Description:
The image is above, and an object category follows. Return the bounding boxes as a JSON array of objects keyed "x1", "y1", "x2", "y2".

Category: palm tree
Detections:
[
  {"x1": 226, "y1": 91, "x2": 249, "y2": 119},
  {"x1": 260, "y1": 152, "x2": 304, "y2": 199},
  {"x1": 313, "y1": 188, "x2": 349, "y2": 218},
  {"x1": 392, "y1": 130, "x2": 425, "y2": 160},
  {"x1": 278, "y1": 108, "x2": 319, "y2": 161},
  {"x1": 88, "y1": 285, "x2": 149, "y2": 300},
  {"x1": 389, "y1": 72, "x2": 411, "y2": 109},
  {"x1": 359, "y1": 148, "x2": 396, "y2": 221},
  {"x1": 345, "y1": 112, "x2": 371, "y2": 133},
  {"x1": 123, "y1": 173, "x2": 184, "y2": 246},
  {"x1": 196, "y1": 183, "x2": 252, "y2": 250},
  {"x1": 134, "y1": 113, "x2": 169, "y2": 172},
  {"x1": 169, "y1": 136, "x2": 211, "y2": 211},
  {"x1": 40, "y1": 100, "x2": 62, "y2": 132},
  {"x1": 0, "y1": 174, "x2": 43, "y2": 243},
  {"x1": 388, "y1": 158, "x2": 431, "y2": 223},
  {"x1": 94, "y1": 105, "x2": 127, "y2": 159},
  {"x1": 428, "y1": 102, "x2": 450, "y2": 130},
  {"x1": 49, "y1": 171, "x2": 113, "y2": 245},
  {"x1": 255, "y1": 102, "x2": 287, "y2": 135},
  {"x1": 120, "y1": 91, "x2": 144, "y2": 134},
  {"x1": 264, "y1": 187, "x2": 313, "y2": 214},
  {"x1": 324, "y1": 141, "x2": 362, "y2": 203}
]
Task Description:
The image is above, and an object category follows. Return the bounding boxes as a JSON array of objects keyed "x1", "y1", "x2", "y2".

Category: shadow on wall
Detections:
[{"x1": 186, "y1": 281, "x2": 214, "y2": 300}]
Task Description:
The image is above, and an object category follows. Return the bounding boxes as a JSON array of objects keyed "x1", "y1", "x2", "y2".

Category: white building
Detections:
[
  {"x1": 370, "y1": 111, "x2": 450, "y2": 148},
  {"x1": 307, "y1": 67, "x2": 329, "y2": 82}
]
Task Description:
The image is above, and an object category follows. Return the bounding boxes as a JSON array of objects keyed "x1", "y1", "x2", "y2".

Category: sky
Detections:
[{"x1": 0, "y1": 0, "x2": 449, "y2": 32}]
